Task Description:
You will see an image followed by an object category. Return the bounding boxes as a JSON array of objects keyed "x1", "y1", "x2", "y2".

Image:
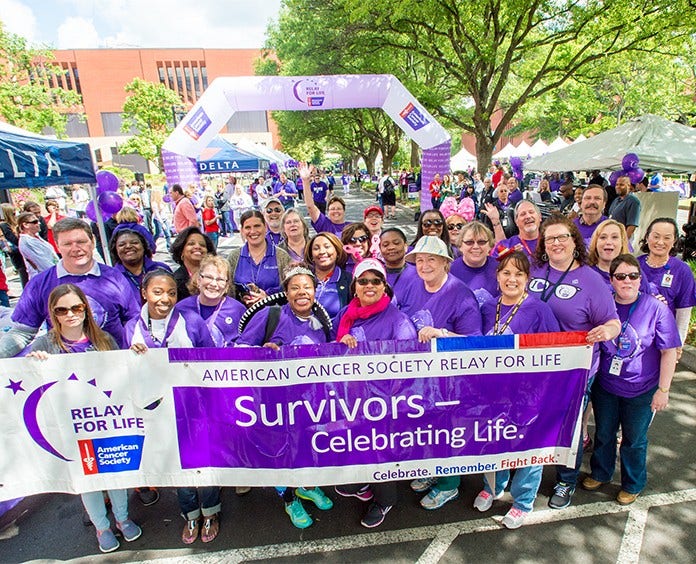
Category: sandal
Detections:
[
  {"x1": 182, "y1": 518, "x2": 200, "y2": 544},
  {"x1": 201, "y1": 514, "x2": 219, "y2": 543}
]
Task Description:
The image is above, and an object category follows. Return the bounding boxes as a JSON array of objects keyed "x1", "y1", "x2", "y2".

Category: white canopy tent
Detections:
[
  {"x1": 572, "y1": 134, "x2": 587, "y2": 144},
  {"x1": 547, "y1": 136, "x2": 570, "y2": 152},
  {"x1": 513, "y1": 140, "x2": 532, "y2": 157},
  {"x1": 529, "y1": 139, "x2": 549, "y2": 157},
  {"x1": 493, "y1": 142, "x2": 517, "y2": 160},
  {"x1": 450, "y1": 146, "x2": 477, "y2": 170},
  {"x1": 526, "y1": 115, "x2": 696, "y2": 172}
]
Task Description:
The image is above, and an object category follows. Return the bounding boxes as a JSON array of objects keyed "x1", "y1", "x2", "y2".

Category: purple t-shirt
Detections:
[
  {"x1": 529, "y1": 263, "x2": 618, "y2": 374},
  {"x1": 449, "y1": 258, "x2": 499, "y2": 307},
  {"x1": 387, "y1": 263, "x2": 420, "y2": 308},
  {"x1": 573, "y1": 216, "x2": 606, "y2": 248},
  {"x1": 481, "y1": 295, "x2": 560, "y2": 335},
  {"x1": 12, "y1": 263, "x2": 140, "y2": 347},
  {"x1": 311, "y1": 213, "x2": 348, "y2": 236},
  {"x1": 273, "y1": 179, "x2": 297, "y2": 207},
  {"x1": 234, "y1": 243, "x2": 283, "y2": 295},
  {"x1": 335, "y1": 302, "x2": 417, "y2": 342},
  {"x1": 237, "y1": 303, "x2": 329, "y2": 346},
  {"x1": 637, "y1": 255, "x2": 696, "y2": 315},
  {"x1": 398, "y1": 274, "x2": 482, "y2": 336},
  {"x1": 175, "y1": 296, "x2": 245, "y2": 347},
  {"x1": 124, "y1": 307, "x2": 214, "y2": 349},
  {"x1": 265, "y1": 231, "x2": 283, "y2": 248},
  {"x1": 492, "y1": 235, "x2": 538, "y2": 258},
  {"x1": 310, "y1": 181, "x2": 330, "y2": 203},
  {"x1": 508, "y1": 188, "x2": 523, "y2": 205},
  {"x1": 598, "y1": 294, "x2": 681, "y2": 397},
  {"x1": 115, "y1": 257, "x2": 172, "y2": 304}
]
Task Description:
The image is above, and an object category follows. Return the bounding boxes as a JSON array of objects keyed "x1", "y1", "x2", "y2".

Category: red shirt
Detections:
[{"x1": 202, "y1": 208, "x2": 219, "y2": 233}]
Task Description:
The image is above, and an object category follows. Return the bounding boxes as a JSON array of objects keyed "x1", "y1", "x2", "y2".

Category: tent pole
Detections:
[{"x1": 89, "y1": 184, "x2": 112, "y2": 266}]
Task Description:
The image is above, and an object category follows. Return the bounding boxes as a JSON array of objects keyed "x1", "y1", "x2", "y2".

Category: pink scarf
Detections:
[{"x1": 336, "y1": 294, "x2": 391, "y2": 341}]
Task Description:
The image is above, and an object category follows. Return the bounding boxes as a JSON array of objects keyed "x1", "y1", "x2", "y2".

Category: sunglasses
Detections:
[
  {"x1": 462, "y1": 239, "x2": 488, "y2": 247},
  {"x1": 265, "y1": 207, "x2": 283, "y2": 214},
  {"x1": 356, "y1": 277, "x2": 384, "y2": 286},
  {"x1": 612, "y1": 272, "x2": 641, "y2": 281},
  {"x1": 350, "y1": 235, "x2": 369, "y2": 244},
  {"x1": 422, "y1": 219, "x2": 443, "y2": 228},
  {"x1": 24, "y1": 219, "x2": 40, "y2": 225},
  {"x1": 447, "y1": 223, "x2": 465, "y2": 231},
  {"x1": 53, "y1": 304, "x2": 86, "y2": 316}
]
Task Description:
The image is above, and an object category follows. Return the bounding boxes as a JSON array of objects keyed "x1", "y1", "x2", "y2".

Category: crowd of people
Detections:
[{"x1": 0, "y1": 160, "x2": 692, "y2": 553}]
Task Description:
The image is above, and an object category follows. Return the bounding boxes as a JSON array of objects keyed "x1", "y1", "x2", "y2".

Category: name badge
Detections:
[
  {"x1": 661, "y1": 273, "x2": 673, "y2": 288},
  {"x1": 609, "y1": 356, "x2": 624, "y2": 376}
]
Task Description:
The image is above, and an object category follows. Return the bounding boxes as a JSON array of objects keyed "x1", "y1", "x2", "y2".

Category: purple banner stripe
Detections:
[
  {"x1": 173, "y1": 368, "x2": 588, "y2": 470},
  {"x1": 168, "y1": 340, "x2": 431, "y2": 363}
]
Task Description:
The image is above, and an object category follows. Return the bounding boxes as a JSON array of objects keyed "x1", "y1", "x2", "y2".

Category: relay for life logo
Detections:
[
  {"x1": 183, "y1": 107, "x2": 212, "y2": 140},
  {"x1": 5, "y1": 372, "x2": 145, "y2": 475},
  {"x1": 400, "y1": 102, "x2": 430, "y2": 130},
  {"x1": 292, "y1": 79, "x2": 326, "y2": 107}
]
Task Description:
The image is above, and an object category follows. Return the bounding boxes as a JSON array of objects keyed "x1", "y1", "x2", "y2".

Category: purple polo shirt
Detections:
[
  {"x1": 334, "y1": 302, "x2": 417, "y2": 342},
  {"x1": 637, "y1": 255, "x2": 696, "y2": 315},
  {"x1": 237, "y1": 303, "x2": 329, "y2": 346},
  {"x1": 481, "y1": 296, "x2": 560, "y2": 335},
  {"x1": 12, "y1": 261, "x2": 139, "y2": 347},
  {"x1": 315, "y1": 267, "x2": 347, "y2": 319},
  {"x1": 598, "y1": 294, "x2": 681, "y2": 397},
  {"x1": 235, "y1": 243, "x2": 283, "y2": 295},
  {"x1": 449, "y1": 258, "x2": 499, "y2": 307},
  {"x1": 398, "y1": 274, "x2": 482, "y2": 336},
  {"x1": 310, "y1": 181, "x2": 330, "y2": 203},
  {"x1": 311, "y1": 213, "x2": 348, "y2": 236},
  {"x1": 529, "y1": 263, "x2": 618, "y2": 374},
  {"x1": 175, "y1": 296, "x2": 245, "y2": 347},
  {"x1": 573, "y1": 216, "x2": 606, "y2": 248}
]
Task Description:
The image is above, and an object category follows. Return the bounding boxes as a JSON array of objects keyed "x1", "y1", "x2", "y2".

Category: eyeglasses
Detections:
[
  {"x1": 422, "y1": 219, "x2": 443, "y2": 228},
  {"x1": 356, "y1": 277, "x2": 384, "y2": 286},
  {"x1": 350, "y1": 235, "x2": 369, "y2": 244},
  {"x1": 544, "y1": 233, "x2": 572, "y2": 244},
  {"x1": 53, "y1": 304, "x2": 86, "y2": 316},
  {"x1": 612, "y1": 272, "x2": 641, "y2": 281},
  {"x1": 199, "y1": 274, "x2": 228, "y2": 285},
  {"x1": 265, "y1": 207, "x2": 283, "y2": 214},
  {"x1": 24, "y1": 220, "x2": 40, "y2": 225},
  {"x1": 462, "y1": 239, "x2": 489, "y2": 247},
  {"x1": 447, "y1": 223, "x2": 465, "y2": 231}
]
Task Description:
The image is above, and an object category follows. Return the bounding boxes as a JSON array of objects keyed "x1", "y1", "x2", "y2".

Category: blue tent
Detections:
[
  {"x1": 197, "y1": 136, "x2": 268, "y2": 174},
  {"x1": 0, "y1": 121, "x2": 96, "y2": 189}
]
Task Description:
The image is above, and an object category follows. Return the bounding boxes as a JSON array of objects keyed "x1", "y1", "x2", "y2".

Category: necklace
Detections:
[{"x1": 646, "y1": 255, "x2": 669, "y2": 268}]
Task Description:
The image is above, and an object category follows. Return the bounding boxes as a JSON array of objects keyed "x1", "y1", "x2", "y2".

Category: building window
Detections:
[
  {"x1": 102, "y1": 112, "x2": 136, "y2": 136},
  {"x1": 201, "y1": 64, "x2": 208, "y2": 89},
  {"x1": 183, "y1": 64, "x2": 193, "y2": 103},
  {"x1": 175, "y1": 64, "x2": 184, "y2": 95},
  {"x1": 40, "y1": 113, "x2": 89, "y2": 138},
  {"x1": 192, "y1": 64, "x2": 201, "y2": 99},
  {"x1": 226, "y1": 111, "x2": 269, "y2": 133},
  {"x1": 157, "y1": 64, "x2": 165, "y2": 85},
  {"x1": 71, "y1": 63, "x2": 82, "y2": 94},
  {"x1": 166, "y1": 64, "x2": 175, "y2": 90}
]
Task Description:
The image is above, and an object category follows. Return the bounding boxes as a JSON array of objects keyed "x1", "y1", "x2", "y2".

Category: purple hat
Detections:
[{"x1": 111, "y1": 222, "x2": 157, "y2": 253}]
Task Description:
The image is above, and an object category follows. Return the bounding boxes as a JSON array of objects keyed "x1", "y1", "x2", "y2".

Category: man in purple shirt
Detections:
[
  {"x1": 300, "y1": 163, "x2": 349, "y2": 235},
  {"x1": 262, "y1": 197, "x2": 284, "y2": 247},
  {"x1": 273, "y1": 173, "x2": 298, "y2": 210},
  {"x1": 310, "y1": 173, "x2": 331, "y2": 214},
  {"x1": 493, "y1": 200, "x2": 541, "y2": 258},
  {"x1": 0, "y1": 218, "x2": 140, "y2": 356},
  {"x1": 506, "y1": 177, "x2": 523, "y2": 205},
  {"x1": 574, "y1": 184, "x2": 607, "y2": 246}
]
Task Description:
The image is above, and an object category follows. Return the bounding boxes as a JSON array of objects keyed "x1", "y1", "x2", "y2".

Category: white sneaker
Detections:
[
  {"x1": 473, "y1": 489, "x2": 504, "y2": 512},
  {"x1": 410, "y1": 477, "x2": 437, "y2": 493},
  {"x1": 420, "y1": 488, "x2": 459, "y2": 510},
  {"x1": 501, "y1": 506, "x2": 530, "y2": 529}
]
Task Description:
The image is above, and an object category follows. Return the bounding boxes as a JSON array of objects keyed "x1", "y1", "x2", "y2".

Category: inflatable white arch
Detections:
[{"x1": 162, "y1": 74, "x2": 451, "y2": 211}]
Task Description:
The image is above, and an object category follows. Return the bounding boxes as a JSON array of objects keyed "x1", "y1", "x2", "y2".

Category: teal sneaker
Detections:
[
  {"x1": 285, "y1": 500, "x2": 313, "y2": 529},
  {"x1": 296, "y1": 487, "x2": 334, "y2": 510},
  {"x1": 96, "y1": 528, "x2": 120, "y2": 553}
]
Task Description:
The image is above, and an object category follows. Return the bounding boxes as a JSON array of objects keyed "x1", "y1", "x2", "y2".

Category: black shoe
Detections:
[
  {"x1": 548, "y1": 482, "x2": 575, "y2": 509},
  {"x1": 137, "y1": 487, "x2": 160, "y2": 506},
  {"x1": 360, "y1": 502, "x2": 392, "y2": 528}
]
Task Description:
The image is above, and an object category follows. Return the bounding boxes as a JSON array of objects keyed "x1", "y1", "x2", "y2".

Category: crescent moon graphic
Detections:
[
  {"x1": 23, "y1": 381, "x2": 72, "y2": 462},
  {"x1": 292, "y1": 80, "x2": 305, "y2": 104}
]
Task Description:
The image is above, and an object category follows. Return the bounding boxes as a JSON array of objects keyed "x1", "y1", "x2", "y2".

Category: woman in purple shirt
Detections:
[
  {"x1": 278, "y1": 208, "x2": 309, "y2": 263},
  {"x1": 304, "y1": 232, "x2": 351, "y2": 319},
  {"x1": 582, "y1": 255, "x2": 680, "y2": 505},
  {"x1": 237, "y1": 265, "x2": 334, "y2": 529},
  {"x1": 333, "y1": 258, "x2": 417, "y2": 529},
  {"x1": 530, "y1": 216, "x2": 620, "y2": 510},
  {"x1": 449, "y1": 221, "x2": 499, "y2": 306}
]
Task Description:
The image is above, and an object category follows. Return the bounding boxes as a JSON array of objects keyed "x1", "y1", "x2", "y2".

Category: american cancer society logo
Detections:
[
  {"x1": 183, "y1": 107, "x2": 212, "y2": 140},
  {"x1": 79, "y1": 436, "x2": 144, "y2": 475},
  {"x1": 400, "y1": 102, "x2": 430, "y2": 131}
]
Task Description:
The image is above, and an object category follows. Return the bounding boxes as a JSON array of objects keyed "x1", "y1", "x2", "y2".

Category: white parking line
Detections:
[{"x1": 124, "y1": 488, "x2": 696, "y2": 564}]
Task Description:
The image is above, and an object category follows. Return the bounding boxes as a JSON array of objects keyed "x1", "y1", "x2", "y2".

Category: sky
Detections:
[{"x1": 0, "y1": 0, "x2": 283, "y2": 49}]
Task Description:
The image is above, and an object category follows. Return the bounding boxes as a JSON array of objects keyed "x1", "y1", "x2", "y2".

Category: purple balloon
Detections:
[
  {"x1": 85, "y1": 201, "x2": 97, "y2": 222},
  {"x1": 96, "y1": 170, "x2": 119, "y2": 194},
  {"x1": 162, "y1": 194, "x2": 172, "y2": 203},
  {"x1": 621, "y1": 153, "x2": 639, "y2": 171},
  {"x1": 509, "y1": 156, "x2": 522, "y2": 169},
  {"x1": 608, "y1": 170, "x2": 623, "y2": 186},
  {"x1": 98, "y1": 190, "x2": 124, "y2": 214},
  {"x1": 628, "y1": 167, "x2": 645, "y2": 184}
]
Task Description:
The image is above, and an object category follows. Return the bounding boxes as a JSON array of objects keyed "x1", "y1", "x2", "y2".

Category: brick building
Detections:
[{"x1": 35, "y1": 48, "x2": 279, "y2": 173}]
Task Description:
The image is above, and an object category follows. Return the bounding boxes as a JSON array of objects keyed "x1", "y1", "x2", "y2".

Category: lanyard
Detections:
[
  {"x1": 518, "y1": 238, "x2": 533, "y2": 256},
  {"x1": 539, "y1": 261, "x2": 574, "y2": 303},
  {"x1": 196, "y1": 297, "x2": 224, "y2": 336},
  {"x1": 614, "y1": 293, "x2": 641, "y2": 357},
  {"x1": 140, "y1": 310, "x2": 179, "y2": 348},
  {"x1": 494, "y1": 292, "x2": 528, "y2": 335}
]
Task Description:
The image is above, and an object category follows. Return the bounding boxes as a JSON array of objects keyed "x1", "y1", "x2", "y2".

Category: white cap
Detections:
[{"x1": 353, "y1": 257, "x2": 387, "y2": 280}]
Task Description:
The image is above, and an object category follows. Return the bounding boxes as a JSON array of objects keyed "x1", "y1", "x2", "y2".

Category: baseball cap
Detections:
[
  {"x1": 363, "y1": 205, "x2": 384, "y2": 218},
  {"x1": 353, "y1": 258, "x2": 387, "y2": 280}
]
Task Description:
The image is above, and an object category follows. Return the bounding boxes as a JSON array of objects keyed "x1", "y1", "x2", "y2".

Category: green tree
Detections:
[
  {"x1": 338, "y1": 0, "x2": 694, "y2": 171},
  {"x1": 119, "y1": 78, "x2": 183, "y2": 170},
  {"x1": 0, "y1": 22, "x2": 82, "y2": 135}
]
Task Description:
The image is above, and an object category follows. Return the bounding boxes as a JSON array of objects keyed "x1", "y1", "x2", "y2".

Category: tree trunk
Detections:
[{"x1": 476, "y1": 132, "x2": 494, "y2": 175}]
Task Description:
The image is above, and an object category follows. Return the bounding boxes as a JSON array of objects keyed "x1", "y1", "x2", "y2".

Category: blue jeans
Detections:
[
  {"x1": 590, "y1": 383, "x2": 655, "y2": 494},
  {"x1": 556, "y1": 374, "x2": 595, "y2": 487},
  {"x1": 152, "y1": 217, "x2": 171, "y2": 249},
  {"x1": 82, "y1": 489, "x2": 129, "y2": 531},
  {"x1": 483, "y1": 466, "x2": 543, "y2": 512},
  {"x1": 177, "y1": 487, "x2": 221, "y2": 520},
  {"x1": 0, "y1": 290, "x2": 8, "y2": 307},
  {"x1": 207, "y1": 231, "x2": 219, "y2": 249},
  {"x1": 220, "y1": 210, "x2": 234, "y2": 236}
]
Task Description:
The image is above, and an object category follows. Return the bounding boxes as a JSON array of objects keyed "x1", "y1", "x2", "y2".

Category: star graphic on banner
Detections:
[{"x1": 5, "y1": 379, "x2": 25, "y2": 395}]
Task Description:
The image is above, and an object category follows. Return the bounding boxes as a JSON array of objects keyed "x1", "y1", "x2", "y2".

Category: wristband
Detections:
[
  {"x1": 491, "y1": 221, "x2": 501, "y2": 227},
  {"x1": 658, "y1": 387, "x2": 670, "y2": 393}
]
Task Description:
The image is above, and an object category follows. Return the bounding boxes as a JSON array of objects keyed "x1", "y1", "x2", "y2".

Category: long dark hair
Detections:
[
  {"x1": 412, "y1": 209, "x2": 451, "y2": 248},
  {"x1": 640, "y1": 217, "x2": 678, "y2": 257}
]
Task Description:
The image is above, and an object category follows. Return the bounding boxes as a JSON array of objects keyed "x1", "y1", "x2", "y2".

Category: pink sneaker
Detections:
[
  {"x1": 502, "y1": 506, "x2": 529, "y2": 529},
  {"x1": 473, "y1": 489, "x2": 503, "y2": 512}
]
